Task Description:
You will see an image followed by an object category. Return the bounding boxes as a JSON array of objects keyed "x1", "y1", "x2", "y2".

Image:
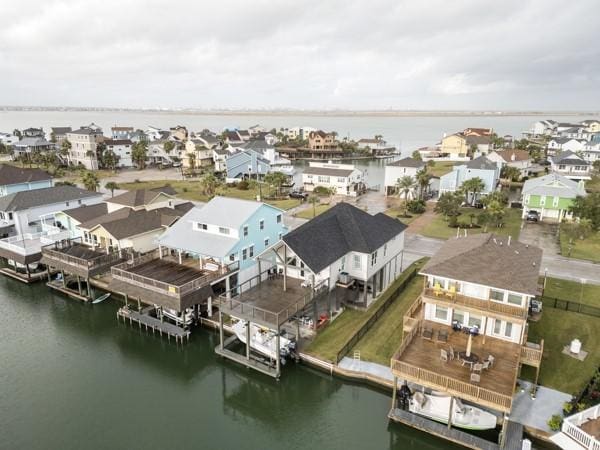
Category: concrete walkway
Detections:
[{"x1": 510, "y1": 380, "x2": 571, "y2": 433}]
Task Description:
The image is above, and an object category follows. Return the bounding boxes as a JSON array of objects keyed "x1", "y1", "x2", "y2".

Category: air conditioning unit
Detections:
[{"x1": 338, "y1": 272, "x2": 350, "y2": 284}]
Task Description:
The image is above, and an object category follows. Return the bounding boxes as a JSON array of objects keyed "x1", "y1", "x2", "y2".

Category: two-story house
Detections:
[
  {"x1": 12, "y1": 137, "x2": 55, "y2": 157},
  {"x1": 0, "y1": 165, "x2": 53, "y2": 197},
  {"x1": 439, "y1": 156, "x2": 500, "y2": 199},
  {"x1": 183, "y1": 138, "x2": 215, "y2": 169},
  {"x1": 103, "y1": 139, "x2": 133, "y2": 167},
  {"x1": 302, "y1": 161, "x2": 365, "y2": 196},
  {"x1": 384, "y1": 157, "x2": 426, "y2": 196},
  {"x1": 550, "y1": 151, "x2": 591, "y2": 181},
  {"x1": 521, "y1": 173, "x2": 587, "y2": 222},
  {"x1": 50, "y1": 127, "x2": 72, "y2": 145},
  {"x1": 308, "y1": 131, "x2": 337, "y2": 150},
  {"x1": 111, "y1": 126, "x2": 134, "y2": 140},
  {"x1": 487, "y1": 149, "x2": 533, "y2": 178},
  {"x1": 66, "y1": 127, "x2": 104, "y2": 170},
  {"x1": 390, "y1": 233, "x2": 544, "y2": 420},
  {"x1": 225, "y1": 149, "x2": 272, "y2": 181}
]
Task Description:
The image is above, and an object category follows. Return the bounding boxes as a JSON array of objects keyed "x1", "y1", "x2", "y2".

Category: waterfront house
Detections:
[
  {"x1": 521, "y1": 173, "x2": 586, "y2": 222},
  {"x1": 391, "y1": 233, "x2": 544, "y2": 417},
  {"x1": 487, "y1": 149, "x2": 533, "y2": 177},
  {"x1": 308, "y1": 130, "x2": 337, "y2": 151},
  {"x1": 582, "y1": 119, "x2": 600, "y2": 133},
  {"x1": 462, "y1": 127, "x2": 493, "y2": 137},
  {"x1": 583, "y1": 134, "x2": 600, "y2": 163},
  {"x1": 302, "y1": 161, "x2": 365, "y2": 196},
  {"x1": 0, "y1": 132, "x2": 20, "y2": 146},
  {"x1": 439, "y1": 133, "x2": 476, "y2": 159},
  {"x1": 183, "y1": 138, "x2": 214, "y2": 169},
  {"x1": 528, "y1": 120, "x2": 557, "y2": 137},
  {"x1": 111, "y1": 126, "x2": 134, "y2": 140},
  {"x1": 224, "y1": 130, "x2": 245, "y2": 145},
  {"x1": 104, "y1": 139, "x2": 133, "y2": 167},
  {"x1": 213, "y1": 148, "x2": 229, "y2": 172},
  {"x1": 21, "y1": 127, "x2": 45, "y2": 139},
  {"x1": 53, "y1": 203, "x2": 108, "y2": 239},
  {"x1": 356, "y1": 138, "x2": 393, "y2": 155},
  {"x1": 147, "y1": 140, "x2": 184, "y2": 166},
  {"x1": 12, "y1": 137, "x2": 55, "y2": 157},
  {"x1": 287, "y1": 126, "x2": 316, "y2": 141},
  {"x1": 242, "y1": 139, "x2": 291, "y2": 167},
  {"x1": 225, "y1": 149, "x2": 272, "y2": 181},
  {"x1": 0, "y1": 165, "x2": 53, "y2": 197},
  {"x1": 549, "y1": 151, "x2": 591, "y2": 181},
  {"x1": 0, "y1": 185, "x2": 103, "y2": 280},
  {"x1": 50, "y1": 127, "x2": 72, "y2": 145},
  {"x1": 384, "y1": 157, "x2": 425, "y2": 196},
  {"x1": 547, "y1": 137, "x2": 586, "y2": 154},
  {"x1": 438, "y1": 156, "x2": 500, "y2": 200},
  {"x1": 550, "y1": 402, "x2": 600, "y2": 449},
  {"x1": 66, "y1": 127, "x2": 104, "y2": 170}
]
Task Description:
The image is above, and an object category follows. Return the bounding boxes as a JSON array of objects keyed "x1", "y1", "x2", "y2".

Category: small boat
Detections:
[
  {"x1": 271, "y1": 165, "x2": 296, "y2": 176},
  {"x1": 409, "y1": 391, "x2": 497, "y2": 430},
  {"x1": 92, "y1": 293, "x2": 111, "y2": 304},
  {"x1": 161, "y1": 307, "x2": 194, "y2": 326},
  {"x1": 231, "y1": 319, "x2": 296, "y2": 364}
]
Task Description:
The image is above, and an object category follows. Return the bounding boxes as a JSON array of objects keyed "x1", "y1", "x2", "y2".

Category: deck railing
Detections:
[
  {"x1": 111, "y1": 253, "x2": 239, "y2": 298},
  {"x1": 391, "y1": 324, "x2": 513, "y2": 413},
  {"x1": 0, "y1": 229, "x2": 72, "y2": 255},
  {"x1": 520, "y1": 340, "x2": 544, "y2": 367},
  {"x1": 423, "y1": 288, "x2": 528, "y2": 321},
  {"x1": 42, "y1": 238, "x2": 122, "y2": 270},
  {"x1": 562, "y1": 404, "x2": 600, "y2": 450}
]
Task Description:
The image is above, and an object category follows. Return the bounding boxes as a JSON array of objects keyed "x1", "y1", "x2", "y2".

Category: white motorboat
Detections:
[
  {"x1": 271, "y1": 165, "x2": 296, "y2": 176},
  {"x1": 161, "y1": 307, "x2": 194, "y2": 326},
  {"x1": 231, "y1": 319, "x2": 295, "y2": 363},
  {"x1": 409, "y1": 391, "x2": 497, "y2": 430}
]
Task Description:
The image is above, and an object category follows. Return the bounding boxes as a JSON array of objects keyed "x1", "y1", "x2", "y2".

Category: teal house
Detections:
[{"x1": 521, "y1": 173, "x2": 586, "y2": 222}]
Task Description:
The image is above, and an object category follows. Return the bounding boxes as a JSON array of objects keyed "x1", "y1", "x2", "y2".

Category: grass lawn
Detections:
[
  {"x1": 304, "y1": 258, "x2": 427, "y2": 363},
  {"x1": 294, "y1": 203, "x2": 331, "y2": 219},
  {"x1": 543, "y1": 276, "x2": 600, "y2": 307},
  {"x1": 522, "y1": 307, "x2": 600, "y2": 394},
  {"x1": 384, "y1": 206, "x2": 422, "y2": 225},
  {"x1": 420, "y1": 207, "x2": 522, "y2": 240},
  {"x1": 559, "y1": 231, "x2": 600, "y2": 263},
  {"x1": 118, "y1": 179, "x2": 303, "y2": 210},
  {"x1": 427, "y1": 161, "x2": 456, "y2": 177},
  {"x1": 585, "y1": 174, "x2": 600, "y2": 193},
  {"x1": 351, "y1": 276, "x2": 423, "y2": 365}
]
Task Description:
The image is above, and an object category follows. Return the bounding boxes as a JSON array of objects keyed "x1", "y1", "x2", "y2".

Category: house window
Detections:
[
  {"x1": 242, "y1": 248, "x2": 247, "y2": 260},
  {"x1": 353, "y1": 255, "x2": 361, "y2": 269},
  {"x1": 219, "y1": 227, "x2": 230, "y2": 235},
  {"x1": 468, "y1": 314, "x2": 482, "y2": 328},
  {"x1": 453, "y1": 310, "x2": 465, "y2": 325},
  {"x1": 317, "y1": 176, "x2": 330, "y2": 183},
  {"x1": 540, "y1": 196, "x2": 546, "y2": 206},
  {"x1": 259, "y1": 220, "x2": 264, "y2": 230},
  {"x1": 276, "y1": 214, "x2": 282, "y2": 224},
  {"x1": 8, "y1": 212, "x2": 13, "y2": 220},
  {"x1": 243, "y1": 225, "x2": 248, "y2": 237},
  {"x1": 229, "y1": 253, "x2": 235, "y2": 262},
  {"x1": 435, "y1": 306, "x2": 448, "y2": 321},
  {"x1": 504, "y1": 322, "x2": 513, "y2": 338},
  {"x1": 490, "y1": 289, "x2": 504, "y2": 302},
  {"x1": 371, "y1": 251, "x2": 378, "y2": 266},
  {"x1": 507, "y1": 293, "x2": 523, "y2": 306},
  {"x1": 558, "y1": 165, "x2": 566, "y2": 170},
  {"x1": 341, "y1": 256, "x2": 346, "y2": 271},
  {"x1": 494, "y1": 319, "x2": 502, "y2": 335},
  {"x1": 196, "y1": 223, "x2": 207, "y2": 230},
  {"x1": 78, "y1": 200, "x2": 82, "y2": 205},
  {"x1": 337, "y1": 177, "x2": 345, "y2": 182},
  {"x1": 249, "y1": 245, "x2": 254, "y2": 258},
  {"x1": 264, "y1": 238, "x2": 269, "y2": 247}
]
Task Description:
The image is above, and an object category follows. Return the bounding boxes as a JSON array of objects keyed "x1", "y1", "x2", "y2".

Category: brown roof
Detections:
[
  {"x1": 420, "y1": 234, "x2": 542, "y2": 296},
  {"x1": 104, "y1": 139, "x2": 133, "y2": 146},
  {"x1": 303, "y1": 166, "x2": 355, "y2": 177},
  {"x1": 108, "y1": 186, "x2": 177, "y2": 207},
  {"x1": 60, "y1": 203, "x2": 108, "y2": 223},
  {"x1": 111, "y1": 126, "x2": 133, "y2": 131},
  {"x1": 0, "y1": 164, "x2": 52, "y2": 186},
  {"x1": 494, "y1": 150, "x2": 531, "y2": 163}
]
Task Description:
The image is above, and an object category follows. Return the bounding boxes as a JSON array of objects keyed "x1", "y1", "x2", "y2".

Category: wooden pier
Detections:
[
  {"x1": 117, "y1": 306, "x2": 191, "y2": 344},
  {"x1": 0, "y1": 267, "x2": 50, "y2": 284},
  {"x1": 47, "y1": 280, "x2": 90, "y2": 302},
  {"x1": 215, "y1": 335, "x2": 281, "y2": 379}
]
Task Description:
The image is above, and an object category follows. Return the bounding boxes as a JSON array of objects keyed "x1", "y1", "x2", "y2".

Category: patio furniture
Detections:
[
  {"x1": 448, "y1": 346, "x2": 455, "y2": 361},
  {"x1": 437, "y1": 329, "x2": 448, "y2": 343},
  {"x1": 452, "y1": 321, "x2": 462, "y2": 332},
  {"x1": 422, "y1": 326, "x2": 434, "y2": 340},
  {"x1": 470, "y1": 373, "x2": 480, "y2": 384},
  {"x1": 458, "y1": 351, "x2": 479, "y2": 369},
  {"x1": 472, "y1": 363, "x2": 483, "y2": 373},
  {"x1": 445, "y1": 285, "x2": 456, "y2": 300},
  {"x1": 440, "y1": 349, "x2": 448, "y2": 363},
  {"x1": 481, "y1": 360, "x2": 490, "y2": 371},
  {"x1": 486, "y1": 354, "x2": 495, "y2": 367},
  {"x1": 433, "y1": 283, "x2": 442, "y2": 297}
]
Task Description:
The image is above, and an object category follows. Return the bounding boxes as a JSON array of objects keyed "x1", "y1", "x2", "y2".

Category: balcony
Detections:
[
  {"x1": 422, "y1": 287, "x2": 528, "y2": 322},
  {"x1": 558, "y1": 404, "x2": 600, "y2": 450},
  {"x1": 0, "y1": 229, "x2": 72, "y2": 262},
  {"x1": 40, "y1": 238, "x2": 123, "y2": 277}
]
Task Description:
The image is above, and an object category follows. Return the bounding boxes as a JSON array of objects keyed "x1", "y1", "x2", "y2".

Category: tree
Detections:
[
  {"x1": 500, "y1": 165, "x2": 521, "y2": 182},
  {"x1": 13, "y1": 129, "x2": 21, "y2": 139},
  {"x1": 561, "y1": 219, "x2": 593, "y2": 256},
  {"x1": 263, "y1": 171, "x2": 288, "y2": 197},
  {"x1": 308, "y1": 195, "x2": 319, "y2": 218},
  {"x1": 569, "y1": 193, "x2": 600, "y2": 231},
  {"x1": 187, "y1": 152, "x2": 196, "y2": 173},
  {"x1": 105, "y1": 181, "x2": 119, "y2": 197},
  {"x1": 481, "y1": 190, "x2": 508, "y2": 207},
  {"x1": 131, "y1": 141, "x2": 148, "y2": 169},
  {"x1": 490, "y1": 133, "x2": 505, "y2": 149},
  {"x1": 486, "y1": 199, "x2": 506, "y2": 228},
  {"x1": 81, "y1": 171, "x2": 99, "y2": 192},
  {"x1": 416, "y1": 168, "x2": 432, "y2": 200},
  {"x1": 163, "y1": 141, "x2": 175, "y2": 155},
  {"x1": 460, "y1": 177, "x2": 485, "y2": 205},
  {"x1": 396, "y1": 176, "x2": 416, "y2": 215},
  {"x1": 101, "y1": 149, "x2": 120, "y2": 172},
  {"x1": 60, "y1": 139, "x2": 71, "y2": 162},
  {"x1": 411, "y1": 150, "x2": 422, "y2": 160},
  {"x1": 434, "y1": 192, "x2": 462, "y2": 226},
  {"x1": 199, "y1": 172, "x2": 219, "y2": 198}
]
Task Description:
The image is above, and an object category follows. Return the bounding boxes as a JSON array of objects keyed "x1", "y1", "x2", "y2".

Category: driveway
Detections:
[{"x1": 519, "y1": 221, "x2": 560, "y2": 257}]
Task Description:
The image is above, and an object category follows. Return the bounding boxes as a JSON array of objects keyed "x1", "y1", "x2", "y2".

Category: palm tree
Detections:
[
  {"x1": 199, "y1": 173, "x2": 219, "y2": 198},
  {"x1": 396, "y1": 176, "x2": 415, "y2": 215},
  {"x1": 60, "y1": 139, "x2": 71, "y2": 164},
  {"x1": 187, "y1": 152, "x2": 196, "y2": 174},
  {"x1": 460, "y1": 177, "x2": 485, "y2": 205},
  {"x1": 308, "y1": 195, "x2": 320, "y2": 218},
  {"x1": 105, "y1": 181, "x2": 119, "y2": 197},
  {"x1": 264, "y1": 172, "x2": 287, "y2": 197},
  {"x1": 81, "y1": 171, "x2": 99, "y2": 192},
  {"x1": 131, "y1": 141, "x2": 148, "y2": 169},
  {"x1": 416, "y1": 168, "x2": 432, "y2": 200}
]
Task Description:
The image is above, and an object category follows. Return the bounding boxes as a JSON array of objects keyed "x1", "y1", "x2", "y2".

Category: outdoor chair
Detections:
[
  {"x1": 472, "y1": 363, "x2": 483, "y2": 373},
  {"x1": 445, "y1": 285, "x2": 456, "y2": 300},
  {"x1": 487, "y1": 355, "x2": 495, "y2": 367},
  {"x1": 481, "y1": 360, "x2": 490, "y2": 371},
  {"x1": 461, "y1": 359, "x2": 473, "y2": 369},
  {"x1": 448, "y1": 346, "x2": 455, "y2": 361},
  {"x1": 437, "y1": 329, "x2": 448, "y2": 343},
  {"x1": 422, "y1": 326, "x2": 434, "y2": 340},
  {"x1": 433, "y1": 283, "x2": 442, "y2": 297},
  {"x1": 470, "y1": 373, "x2": 480, "y2": 384},
  {"x1": 440, "y1": 349, "x2": 448, "y2": 363}
]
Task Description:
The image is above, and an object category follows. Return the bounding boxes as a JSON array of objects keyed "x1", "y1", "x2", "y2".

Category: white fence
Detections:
[{"x1": 562, "y1": 404, "x2": 600, "y2": 450}]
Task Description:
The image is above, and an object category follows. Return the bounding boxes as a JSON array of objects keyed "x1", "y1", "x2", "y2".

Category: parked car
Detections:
[
  {"x1": 526, "y1": 210, "x2": 540, "y2": 222},
  {"x1": 289, "y1": 190, "x2": 308, "y2": 200}
]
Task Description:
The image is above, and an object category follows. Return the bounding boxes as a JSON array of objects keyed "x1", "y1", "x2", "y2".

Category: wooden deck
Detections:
[
  {"x1": 117, "y1": 306, "x2": 190, "y2": 344},
  {"x1": 581, "y1": 417, "x2": 600, "y2": 440},
  {"x1": 125, "y1": 259, "x2": 207, "y2": 286},
  {"x1": 41, "y1": 240, "x2": 123, "y2": 278}
]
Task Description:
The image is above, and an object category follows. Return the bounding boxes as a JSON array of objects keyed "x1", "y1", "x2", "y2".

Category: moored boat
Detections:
[{"x1": 231, "y1": 318, "x2": 296, "y2": 364}]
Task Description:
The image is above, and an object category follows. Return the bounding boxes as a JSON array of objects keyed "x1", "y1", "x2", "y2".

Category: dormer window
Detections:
[
  {"x1": 219, "y1": 227, "x2": 230, "y2": 235},
  {"x1": 196, "y1": 222, "x2": 207, "y2": 230}
]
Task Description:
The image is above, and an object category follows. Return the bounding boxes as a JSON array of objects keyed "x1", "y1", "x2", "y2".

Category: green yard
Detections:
[
  {"x1": 304, "y1": 259, "x2": 427, "y2": 363},
  {"x1": 427, "y1": 161, "x2": 456, "y2": 177},
  {"x1": 119, "y1": 179, "x2": 302, "y2": 210},
  {"x1": 559, "y1": 231, "x2": 600, "y2": 263},
  {"x1": 294, "y1": 203, "x2": 331, "y2": 219},
  {"x1": 384, "y1": 206, "x2": 422, "y2": 225},
  {"x1": 420, "y1": 207, "x2": 522, "y2": 240},
  {"x1": 351, "y1": 276, "x2": 423, "y2": 365},
  {"x1": 543, "y1": 277, "x2": 600, "y2": 307}
]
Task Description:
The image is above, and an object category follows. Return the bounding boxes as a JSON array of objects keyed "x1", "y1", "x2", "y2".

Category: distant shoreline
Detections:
[{"x1": 0, "y1": 107, "x2": 598, "y2": 118}]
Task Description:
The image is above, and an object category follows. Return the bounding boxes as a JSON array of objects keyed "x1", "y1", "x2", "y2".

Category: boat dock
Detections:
[
  {"x1": 117, "y1": 306, "x2": 191, "y2": 344},
  {"x1": 47, "y1": 279, "x2": 90, "y2": 302},
  {"x1": 0, "y1": 267, "x2": 50, "y2": 284}
]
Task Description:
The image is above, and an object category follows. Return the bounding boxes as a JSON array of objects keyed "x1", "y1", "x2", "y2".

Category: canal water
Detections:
[{"x1": 0, "y1": 278, "x2": 459, "y2": 450}]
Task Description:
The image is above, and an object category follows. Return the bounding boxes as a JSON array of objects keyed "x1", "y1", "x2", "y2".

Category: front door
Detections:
[{"x1": 100, "y1": 236, "x2": 107, "y2": 249}]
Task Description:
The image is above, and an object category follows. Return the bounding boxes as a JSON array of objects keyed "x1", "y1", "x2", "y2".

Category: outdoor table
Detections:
[{"x1": 458, "y1": 351, "x2": 480, "y2": 366}]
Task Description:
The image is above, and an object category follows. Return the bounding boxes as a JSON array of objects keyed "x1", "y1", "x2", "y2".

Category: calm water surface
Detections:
[{"x1": 0, "y1": 278, "x2": 461, "y2": 450}]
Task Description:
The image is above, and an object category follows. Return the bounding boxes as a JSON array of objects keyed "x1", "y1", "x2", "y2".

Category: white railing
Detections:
[
  {"x1": 562, "y1": 404, "x2": 600, "y2": 450},
  {"x1": 0, "y1": 230, "x2": 72, "y2": 255}
]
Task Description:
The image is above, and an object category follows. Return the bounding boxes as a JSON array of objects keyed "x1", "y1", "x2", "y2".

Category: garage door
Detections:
[{"x1": 543, "y1": 209, "x2": 560, "y2": 219}]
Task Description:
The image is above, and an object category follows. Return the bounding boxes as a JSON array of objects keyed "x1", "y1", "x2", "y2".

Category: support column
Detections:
[
  {"x1": 25, "y1": 264, "x2": 31, "y2": 280},
  {"x1": 76, "y1": 275, "x2": 82, "y2": 296},
  {"x1": 124, "y1": 294, "x2": 128, "y2": 307},
  {"x1": 178, "y1": 249, "x2": 182, "y2": 264},
  {"x1": 391, "y1": 376, "x2": 398, "y2": 411},
  {"x1": 137, "y1": 298, "x2": 141, "y2": 311},
  {"x1": 207, "y1": 296, "x2": 213, "y2": 317},
  {"x1": 158, "y1": 244, "x2": 163, "y2": 259},
  {"x1": 363, "y1": 277, "x2": 369, "y2": 306},
  {"x1": 47, "y1": 266, "x2": 51, "y2": 282},
  {"x1": 219, "y1": 311, "x2": 225, "y2": 350},
  {"x1": 447, "y1": 396, "x2": 454, "y2": 429},
  {"x1": 283, "y1": 246, "x2": 287, "y2": 292},
  {"x1": 225, "y1": 276, "x2": 231, "y2": 300},
  {"x1": 482, "y1": 316, "x2": 487, "y2": 345},
  {"x1": 246, "y1": 321, "x2": 251, "y2": 361},
  {"x1": 61, "y1": 270, "x2": 66, "y2": 287},
  {"x1": 275, "y1": 327, "x2": 281, "y2": 377},
  {"x1": 500, "y1": 415, "x2": 508, "y2": 448},
  {"x1": 257, "y1": 258, "x2": 262, "y2": 284},
  {"x1": 87, "y1": 277, "x2": 93, "y2": 300}
]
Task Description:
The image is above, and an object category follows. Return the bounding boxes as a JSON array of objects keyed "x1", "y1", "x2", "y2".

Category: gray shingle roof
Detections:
[
  {"x1": 108, "y1": 186, "x2": 177, "y2": 207},
  {"x1": 60, "y1": 203, "x2": 108, "y2": 223},
  {"x1": 420, "y1": 233, "x2": 543, "y2": 296},
  {"x1": 0, "y1": 185, "x2": 100, "y2": 211},
  {"x1": 0, "y1": 164, "x2": 52, "y2": 186},
  {"x1": 387, "y1": 157, "x2": 425, "y2": 168},
  {"x1": 464, "y1": 156, "x2": 498, "y2": 170},
  {"x1": 303, "y1": 166, "x2": 355, "y2": 177},
  {"x1": 282, "y1": 202, "x2": 406, "y2": 273}
]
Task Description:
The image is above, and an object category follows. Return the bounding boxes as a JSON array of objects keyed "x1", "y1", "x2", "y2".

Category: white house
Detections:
[
  {"x1": 0, "y1": 133, "x2": 20, "y2": 146},
  {"x1": 528, "y1": 120, "x2": 557, "y2": 137},
  {"x1": 257, "y1": 202, "x2": 407, "y2": 308},
  {"x1": 550, "y1": 151, "x2": 591, "y2": 181},
  {"x1": 487, "y1": 150, "x2": 533, "y2": 177},
  {"x1": 302, "y1": 161, "x2": 365, "y2": 197},
  {"x1": 384, "y1": 157, "x2": 425, "y2": 196},
  {"x1": 104, "y1": 139, "x2": 133, "y2": 167}
]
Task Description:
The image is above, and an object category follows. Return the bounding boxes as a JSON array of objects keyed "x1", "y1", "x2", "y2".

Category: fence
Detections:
[
  {"x1": 541, "y1": 296, "x2": 600, "y2": 318},
  {"x1": 334, "y1": 262, "x2": 421, "y2": 364}
]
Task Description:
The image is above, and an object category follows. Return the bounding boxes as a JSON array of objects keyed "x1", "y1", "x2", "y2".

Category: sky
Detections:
[{"x1": 0, "y1": 0, "x2": 599, "y2": 111}]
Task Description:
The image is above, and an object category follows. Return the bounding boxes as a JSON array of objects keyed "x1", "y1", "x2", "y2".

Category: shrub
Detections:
[
  {"x1": 547, "y1": 415, "x2": 563, "y2": 431},
  {"x1": 237, "y1": 180, "x2": 250, "y2": 190},
  {"x1": 182, "y1": 187, "x2": 188, "y2": 192},
  {"x1": 407, "y1": 199, "x2": 426, "y2": 214},
  {"x1": 313, "y1": 186, "x2": 331, "y2": 196}
]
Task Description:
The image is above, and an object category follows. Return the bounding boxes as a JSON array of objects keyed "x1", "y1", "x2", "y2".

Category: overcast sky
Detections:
[{"x1": 1, "y1": 0, "x2": 598, "y2": 110}]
